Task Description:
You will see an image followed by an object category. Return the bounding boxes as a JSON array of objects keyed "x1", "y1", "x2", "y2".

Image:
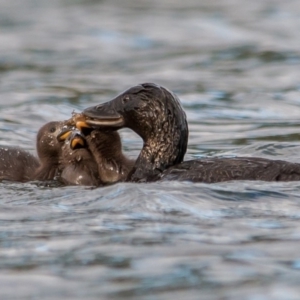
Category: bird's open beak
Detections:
[
  {"x1": 70, "y1": 133, "x2": 86, "y2": 150},
  {"x1": 57, "y1": 128, "x2": 72, "y2": 142}
]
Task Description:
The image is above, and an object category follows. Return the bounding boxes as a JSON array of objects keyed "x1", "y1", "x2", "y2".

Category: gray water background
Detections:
[{"x1": 1, "y1": 0, "x2": 300, "y2": 299}]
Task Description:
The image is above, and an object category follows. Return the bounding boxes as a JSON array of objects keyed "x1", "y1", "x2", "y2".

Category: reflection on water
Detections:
[{"x1": 1, "y1": 0, "x2": 300, "y2": 299}]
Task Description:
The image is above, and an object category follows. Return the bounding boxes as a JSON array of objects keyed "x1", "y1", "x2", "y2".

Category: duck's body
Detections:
[
  {"x1": 159, "y1": 157, "x2": 300, "y2": 183},
  {"x1": 83, "y1": 129, "x2": 134, "y2": 183},
  {"x1": 58, "y1": 131, "x2": 100, "y2": 186},
  {"x1": 0, "y1": 147, "x2": 39, "y2": 182},
  {"x1": 79, "y1": 82, "x2": 300, "y2": 183}
]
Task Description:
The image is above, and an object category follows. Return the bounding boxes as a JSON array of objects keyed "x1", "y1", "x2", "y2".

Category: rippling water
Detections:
[{"x1": 1, "y1": 0, "x2": 300, "y2": 299}]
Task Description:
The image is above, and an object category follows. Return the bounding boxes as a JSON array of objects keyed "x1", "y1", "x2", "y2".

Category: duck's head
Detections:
[
  {"x1": 36, "y1": 121, "x2": 72, "y2": 162},
  {"x1": 79, "y1": 83, "x2": 188, "y2": 181},
  {"x1": 37, "y1": 120, "x2": 86, "y2": 163},
  {"x1": 57, "y1": 128, "x2": 100, "y2": 186},
  {"x1": 34, "y1": 121, "x2": 74, "y2": 181}
]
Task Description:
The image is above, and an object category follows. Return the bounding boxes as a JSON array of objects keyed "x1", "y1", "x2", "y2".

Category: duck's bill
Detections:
[
  {"x1": 83, "y1": 117, "x2": 124, "y2": 128},
  {"x1": 76, "y1": 117, "x2": 124, "y2": 130},
  {"x1": 82, "y1": 105, "x2": 125, "y2": 128},
  {"x1": 76, "y1": 121, "x2": 91, "y2": 131},
  {"x1": 57, "y1": 128, "x2": 72, "y2": 142},
  {"x1": 70, "y1": 135, "x2": 86, "y2": 150}
]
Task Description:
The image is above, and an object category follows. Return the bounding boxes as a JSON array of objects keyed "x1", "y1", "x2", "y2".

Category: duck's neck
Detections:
[
  {"x1": 86, "y1": 131, "x2": 134, "y2": 183},
  {"x1": 33, "y1": 162, "x2": 59, "y2": 181},
  {"x1": 127, "y1": 87, "x2": 188, "y2": 182},
  {"x1": 97, "y1": 155, "x2": 134, "y2": 183},
  {"x1": 128, "y1": 124, "x2": 188, "y2": 182}
]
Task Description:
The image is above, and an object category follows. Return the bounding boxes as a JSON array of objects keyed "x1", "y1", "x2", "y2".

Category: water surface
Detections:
[{"x1": 1, "y1": 0, "x2": 300, "y2": 299}]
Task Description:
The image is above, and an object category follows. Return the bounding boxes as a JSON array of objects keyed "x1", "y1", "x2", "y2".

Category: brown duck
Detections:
[
  {"x1": 0, "y1": 121, "x2": 99, "y2": 186},
  {"x1": 67, "y1": 115, "x2": 134, "y2": 184},
  {"x1": 77, "y1": 83, "x2": 300, "y2": 183}
]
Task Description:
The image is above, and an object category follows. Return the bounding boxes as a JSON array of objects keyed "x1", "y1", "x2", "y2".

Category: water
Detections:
[{"x1": 1, "y1": 0, "x2": 300, "y2": 299}]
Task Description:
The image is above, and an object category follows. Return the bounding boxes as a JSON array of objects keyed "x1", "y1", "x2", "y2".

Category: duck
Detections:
[
  {"x1": 33, "y1": 121, "x2": 70, "y2": 181},
  {"x1": 0, "y1": 121, "x2": 101, "y2": 185},
  {"x1": 0, "y1": 147, "x2": 39, "y2": 182},
  {"x1": 77, "y1": 83, "x2": 188, "y2": 182},
  {"x1": 0, "y1": 121, "x2": 67, "y2": 183},
  {"x1": 57, "y1": 129, "x2": 100, "y2": 186},
  {"x1": 68, "y1": 115, "x2": 135, "y2": 184},
  {"x1": 77, "y1": 82, "x2": 300, "y2": 183},
  {"x1": 34, "y1": 121, "x2": 104, "y2": 186}
]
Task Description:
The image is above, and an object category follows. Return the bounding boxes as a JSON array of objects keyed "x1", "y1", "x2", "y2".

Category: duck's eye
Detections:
[
  {"x1": 122, "y1": 95, "x2": 130, "y2": 103},
  {"x1": 49, "y1": 127, "x2": 56, "y2": 133}
]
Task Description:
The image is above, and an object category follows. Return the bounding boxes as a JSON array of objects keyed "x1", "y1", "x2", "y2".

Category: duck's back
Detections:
[
  {"x1": 0, "y1": 147, "x2": 39, "y2": 182},
  {"x1": 159, "y1": 157, "x2": 300, "y2": 183}
]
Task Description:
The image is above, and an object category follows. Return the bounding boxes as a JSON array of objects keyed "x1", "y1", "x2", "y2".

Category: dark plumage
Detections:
[
  {"x1": 72, "y1": 117, "x2": 134, "y2": 184},
  {"x1": 159, "y1": 157, "x2": 300, "y2": 182},
  {"x1": 80, "y1": 82, "x2": 300, "y2": 183},
  {"x1": 82, "y1": 83, "x2": 188, "y2": 182},
  {"x1": 36, "y1": 121, "x2": 102, "y2": 186},
  {"x1": 33, "y1": 121, "x2": 68, "y2": 181},
  {"x1": 58, "y1": 130, "x2": 100, "y2": 186},
  {"x1": 0, "y1": 147, "x2": 39, "y2": 182},
  {"x1": 0, "y1": 121, "x2": 64, "y2": 183},
  {"x1": 84, "y1": 129, "x2": 134, "y2": 183},
  {"x1": 0, "y1": 121, "x2": 101, "y2": 186}
]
